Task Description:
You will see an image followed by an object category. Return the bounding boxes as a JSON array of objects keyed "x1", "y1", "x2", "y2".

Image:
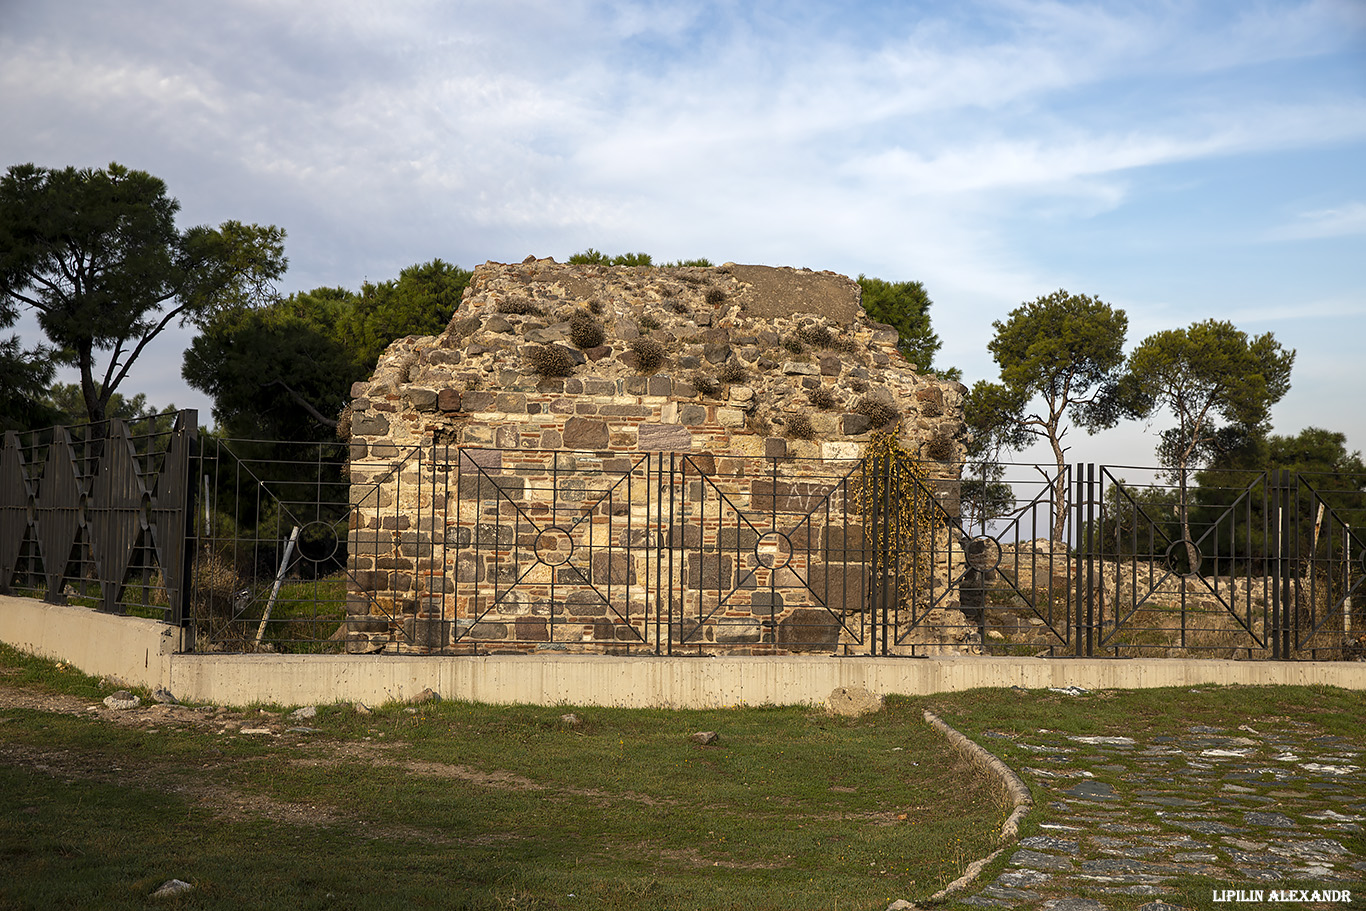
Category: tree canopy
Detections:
[
  {"x1": 0, "y1": 162, "x2": 286, "y2": 424},
  {"x1": 0, "y1": 333, "x2": 56, "y2": 432},
  {"x1": 965, "y1": 289, "x2": 1128, "y2": 540},
  {"x1": 184, "y1": 258, "x2": 471, "y2": 440},
  {"x1": 855, "y1": 276, "x2": 952, "y2": 377},
  {"x1": 1119, "y1": 319, "x2": 1294, "y2": 566},
  {"x1": 1121, "y1": 320, "x2": 1294, "y2": 481}
]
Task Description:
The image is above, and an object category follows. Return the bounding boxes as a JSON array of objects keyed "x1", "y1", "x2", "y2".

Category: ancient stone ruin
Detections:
[{"x1": 345, "y1": 258, "x2": 974, "y2": 654}]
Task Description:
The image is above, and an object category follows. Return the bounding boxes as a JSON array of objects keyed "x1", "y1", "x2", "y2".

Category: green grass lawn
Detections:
[
  {"x1": 3, "y1": 643, "x2": 1361, "y2": 911},
  {"x1": 0, "y1": 644, "x2": 1004, "y2": 911}
]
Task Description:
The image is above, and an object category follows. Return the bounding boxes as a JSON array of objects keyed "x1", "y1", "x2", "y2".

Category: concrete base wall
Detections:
[
  {"x1": 5, "y1": 596, "x2": 1364, "y2": 708},
  {"x1": 169, "y1": 652, "x2": 1366, "y2": 709},
  {"x1": 0, "y1": 595, "x2": 184, "y2": 690}
]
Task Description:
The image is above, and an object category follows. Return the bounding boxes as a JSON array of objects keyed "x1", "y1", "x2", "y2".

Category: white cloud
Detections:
[{"x1": 1269, "y1": 202, "x2": 1366, "y2": 240}]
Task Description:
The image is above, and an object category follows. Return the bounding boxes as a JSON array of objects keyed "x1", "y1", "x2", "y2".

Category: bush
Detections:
[
  {"x1": 569, "y1": 312, "x2": 605, "y2": 349},
  {"x1": 639, "y1": 314, "x2": 661, "y2": 331},
  {"x1": 786, "y1": 413, "x2": 815, "y2": 440},
  {"x1": 693, "y1": 373, "x2": 721, "y2": 396},
  {"x1": 498, "y1": 299, "x2": 542, "y2": 316},
  {"x1": 797, "y1": 324, "x2": 833, "y2": 348},
  {"x1": 855, "y1": 398, "x2": 899, "y2": 428},
  {"x1": 808, "y1": 387, "x2": 835, "y2": 410},
  {"x1": 782, "y1": 336, "x2": 804, "y2": 355},
  {"x1": 705, "y1": 287, "x2": 726, "y2": 306},
  {"x1": 526, "y1": 345, "x2": 576, "y2": 377},
  {"x1": 629, "y1": 337, "x2": 666, "y2": 374},
  {"x1": 719, "y1": 361, "x2": 747, "y2": 383}
]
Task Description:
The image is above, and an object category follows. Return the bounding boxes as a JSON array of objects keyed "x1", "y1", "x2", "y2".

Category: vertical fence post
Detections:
[
  {"x1": 1072, "y1": 464, "x2": 1083, "y2": 656},
  {"x1": 1270, "y1": 469, "x2": 1291, "y2": 659},
  {"x1": 1084, "y1": 464, "x2": 1097, "y2": 657},
  {"x1": 177, "y1": 412, "x2": 199, "y2": 631}
]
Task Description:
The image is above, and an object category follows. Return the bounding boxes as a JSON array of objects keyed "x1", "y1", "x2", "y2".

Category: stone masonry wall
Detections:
[{"x1": 345, "y1": 258, "x2": 972, "y2": 654}]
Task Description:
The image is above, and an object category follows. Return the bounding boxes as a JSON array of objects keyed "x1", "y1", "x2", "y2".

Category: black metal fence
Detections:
[
  {"x1": 1, "y1": 411, "x2": 195, "y2": 620},
  {"x1": 2, "y1": 412, "x2": 1363, "y2": 659}
]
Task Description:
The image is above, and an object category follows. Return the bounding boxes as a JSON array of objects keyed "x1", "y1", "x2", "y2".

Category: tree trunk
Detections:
[
  {"x1": 77, "y1": 345, "x2": 105, "y2": 425},
  {"x1": 1050, "y1": 436, "x2": 1068, "y2": 545}
]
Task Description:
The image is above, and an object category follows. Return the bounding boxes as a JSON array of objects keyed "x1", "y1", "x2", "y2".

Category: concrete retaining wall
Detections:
[
  {"x1": 4, "y1": 595, "x2": 1364, "y2": 707},
  {"x1": 0, "y1": 595, "x2": 185, "y2": 690}
]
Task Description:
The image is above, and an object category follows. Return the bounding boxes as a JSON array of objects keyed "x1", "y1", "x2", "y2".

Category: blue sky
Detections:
[{"x1": 2, "y1": 0, "x2": 1363, "y2": 467}]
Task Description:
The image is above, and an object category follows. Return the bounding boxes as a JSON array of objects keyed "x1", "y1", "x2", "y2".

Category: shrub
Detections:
[
  {"x1": 498, "y1": 299, "x2": 542, "y2": 316},
  {"x1": 693, "y1": 373, "x2": 721, "y2": 396},
  {"x1": 923, "y1": 434, "x2": 956, "y2": 460},
  {"x1": 588, "y1": 299, "x2": 604, "y2": 315},
  {"x1": 719, "y1": 360, "x2": 747, "y2": 383},
  {"x1": 670, "y1": 299, "x2": 690, "y2": 315},
  {"x1": 569, "y1": 312, "x2": 605, "y2": 349},
  {"x1": 808, "y1": 387, "x2": 836, "y2": 410},
  {"x1": 705, "y1": 287, "x2": 726, "y2": 306},
  {"x1": 854, "y1": 398, "x2": 899, "y2": 428},
  {"x1": 786, "y1": 413, "x2": 815, "y2": 440},
  {"x1": 782, "y1": 336, "x2": 804, "y2": 355},
  {"x1": 849, "y1": 377, "x2": 868, "y2": 393},
  {"x1": 797, "y1": 324, "x2": 833, "y2": 349},
  {"x1": 526, "y1": 345, "x2": 576, "y2": 377},
  {"x1": 639, "y1": 313, "x2": 661, "y2": 331},
  {"x1": 629, "y1": 337, "x2": 666, "y2": 374}
]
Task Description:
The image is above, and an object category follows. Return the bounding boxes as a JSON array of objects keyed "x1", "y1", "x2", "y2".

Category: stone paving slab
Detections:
[{"x1": 946, "y1": 699, "x2": 1365, "y2": 909}]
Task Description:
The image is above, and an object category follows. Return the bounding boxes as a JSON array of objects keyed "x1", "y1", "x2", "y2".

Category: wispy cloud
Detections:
[{"x1": 1269, "y1": 202, "x2": 1366, "y2": 240}]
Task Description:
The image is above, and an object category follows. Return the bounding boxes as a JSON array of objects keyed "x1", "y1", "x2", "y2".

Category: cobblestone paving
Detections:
[{"x1": 954, "y1": 711, "x2": 1366, "y2": 908}]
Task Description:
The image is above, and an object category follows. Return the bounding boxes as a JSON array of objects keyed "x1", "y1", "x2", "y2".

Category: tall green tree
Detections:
[
  {"x1": 1191, "y1": 426, "x2": 1365, "y2": 571},
  {"x1": 0, "y1": 162, "x2": 286, "y2": 424},
  {"x1": 184, "y1": 259, "x2": 471, "y2": 440},
  {"x1": 1121, "y1": 319, "x2": 1295, "y2": 568},
  {"x1": 343, "y1": 259, "x2": 472, "y2": 369},
  {"x1": 35, "y1": 382, "x2": 169, "y2": 428},
  {"x1": 0, "y1": 317, "x2": 56, "y2": 431},
  {"x1": 965, "y1": 290, "x2": 1128, "y2": 541},
  {"x1": 856, "y1": 276, "x2": 952, "y2": 377}
]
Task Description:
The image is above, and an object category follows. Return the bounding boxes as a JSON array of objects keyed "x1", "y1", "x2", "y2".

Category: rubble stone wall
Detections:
[{"x1": 345, "y1": 259, "x2": 971, "y2": 654}]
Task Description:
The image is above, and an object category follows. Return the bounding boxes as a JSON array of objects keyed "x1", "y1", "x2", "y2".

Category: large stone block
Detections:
[
  {"x1": 352, "y1": 413, "x2": 389, "y2": 435},
  {"x1": 715, "y1": 617, "x2": 763, "y2": 644},
  {"x1": 685, "y1": 553, "x2": 733, "y2": 590},
  {"x1": 565, "y1": 589, "x2": 608, "y2": 617},
  {"x1": 750, "y1": 480, "x2": 837, "y2": 514},
  {"x1": 457, "y1": 473, "x2": 525, "y2": 500},
  {"x1": 806, "y1": 562, "x2": 869, "y2": 613},
  {"x1": 591, "y1": 552, "x2": 637, "y2": 585},
  {"x1": 637, "y1": 423, "x2": 692, "y2": 451},
  {"x1": 515, "y1": 617, "x2": 549, "y2": 641},
  {"x1": 777, "y1": 608, "x2": 840, "y2": 651},
  {"x1": 563, "y1": 417, "x2": 610, "y2": 450}
]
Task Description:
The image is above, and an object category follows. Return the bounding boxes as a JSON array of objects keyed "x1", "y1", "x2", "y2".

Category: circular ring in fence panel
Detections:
[
  {"x1": 298, "y1": 520, "x2": 341, "y2": 562},
  {"x1": 1163, "y1": 539, "x2": 1202, "y2": 576},
  {"x1": 965, "y1": 536, "x2": 1002, "y2": 572},
  {"x1": 754, "y1": 531, "x2": 793, "y2": 569},
  {"x1": 534, "y1": 527, "x2": 574, "y2": 566}
]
